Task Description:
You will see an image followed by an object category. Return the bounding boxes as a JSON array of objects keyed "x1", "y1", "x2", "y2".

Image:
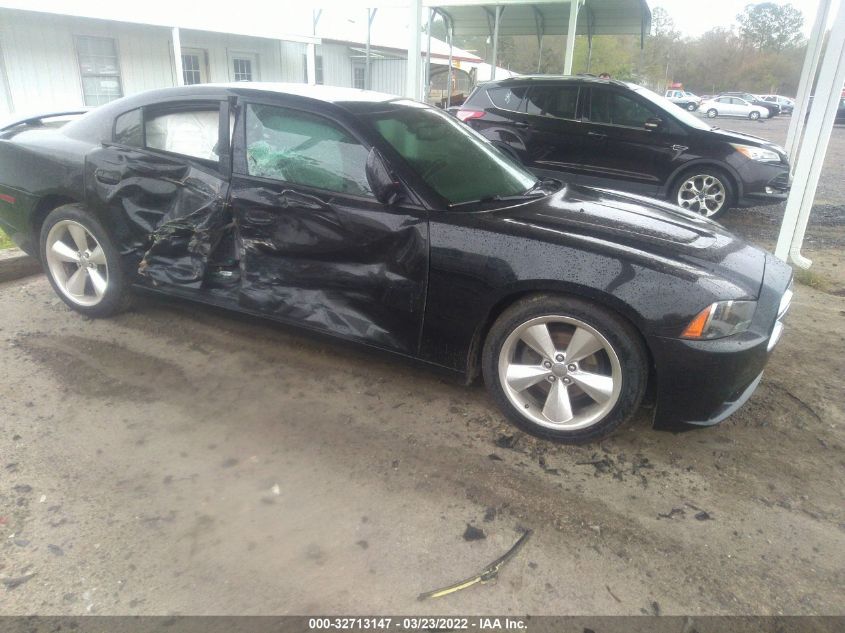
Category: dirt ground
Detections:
[{"x1": 0, "y1": 116, "x2": 843, "y2": 617}]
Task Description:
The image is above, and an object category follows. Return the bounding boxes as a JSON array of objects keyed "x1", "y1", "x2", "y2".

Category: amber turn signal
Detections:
[{"x1": 681, "y1": 305, "x2": 714, "y2": 339}]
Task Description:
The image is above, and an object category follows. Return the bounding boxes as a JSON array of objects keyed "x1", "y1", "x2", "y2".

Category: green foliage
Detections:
[
  {"x1": 737, "y1": 2, "x2": 804, "y2": 52},
  {"x1": 0, "y1": 229, "x2": 13, "y2": 250}
]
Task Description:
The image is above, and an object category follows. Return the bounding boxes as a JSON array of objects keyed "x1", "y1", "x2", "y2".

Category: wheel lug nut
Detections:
[
  {"x1": 563, "y1": 377, "x2": 572, "y2": 385},
  {"x1": 555, "y1": 354, "x2": 564, "y2": 362},
  {"x1": 568, "y1": 364, "x2": 576, "y2": 372},
  {"x1": 543, "y1": 361, "x2": 552, "y2": 369},
  {"x1": 547, "y1": 376, "x2": 556, "y2": 382}
]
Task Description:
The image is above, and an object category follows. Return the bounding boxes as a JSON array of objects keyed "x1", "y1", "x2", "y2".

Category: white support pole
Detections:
[
  {"x1": 424, "y1": 8, "x2": 433, "y2": 102},
  {"x1": 563, "y1": 0, "x2": 579, "y2": 75},
  {"x1": 785, "y1": 0, "x2": 832, "y2": 168},
  {"x1": 775, "y1": 0, "x2": 845, "y2": 268},
  {"x1": 490, "y1": 5, "x2": 501, "y2": 81},
  {"x1": 446, "y1": 17, "x2": 454, "y2": 109},
  {"x1": 406, "y1": 0, "x2": 423, "y2": 100},
  {"x1": 172, "y1": 27, "x2": 184, "y2": 86},
  {"x1": 306, "y1": 43, "x2": 317, "y2": 85},
  {"x1": 365, "y1": 8, "x2": 377, "y2": 90}
]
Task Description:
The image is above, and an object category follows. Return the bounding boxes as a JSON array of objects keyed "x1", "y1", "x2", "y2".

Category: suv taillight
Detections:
[{"x1": 456, "y1": 109, "x2": 485, "y2": 122}]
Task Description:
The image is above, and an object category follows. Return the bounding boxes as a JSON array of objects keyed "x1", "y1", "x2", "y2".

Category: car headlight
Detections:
[
  {"x1": 730, "y1": 143, "x2": 781, "y2": 162},
  {"x1": 681, "y1": 300, "x2": 756, "y2": 339}
]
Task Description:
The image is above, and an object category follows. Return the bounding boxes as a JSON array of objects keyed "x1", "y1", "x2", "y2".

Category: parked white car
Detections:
[{"x1": 699, "y1": 96, "x2": 770, "y2": 120}]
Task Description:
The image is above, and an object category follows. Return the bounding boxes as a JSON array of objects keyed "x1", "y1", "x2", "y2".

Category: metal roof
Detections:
[{"x1": 423, "y1": 0, "x2": 651, "y2": 38}]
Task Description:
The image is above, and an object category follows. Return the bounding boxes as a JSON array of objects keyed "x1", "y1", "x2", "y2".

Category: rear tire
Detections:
[
  {"x1": 39, "y1": 204, "x2": 131, "y2": 318},
  {"x1": 749, "y1": 111, "x2": 760, "y2": 120},
  {"x1": 686, "y1": 103, "x2": 696, "y2": 111},
  {"x1": 706, "y1": 108, "x2": 718, "y2": 118},
  {"x1": 482, "y1": 294, "x2": 648, "y2": 444}
]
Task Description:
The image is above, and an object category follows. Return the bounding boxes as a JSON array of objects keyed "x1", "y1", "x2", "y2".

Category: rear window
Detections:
[
  {"x1": 486, "y1": 87, "x2": 527, "y2": 111},
  {"x1": 525, "y1": 86, "x2": 579, "y2": 119}
]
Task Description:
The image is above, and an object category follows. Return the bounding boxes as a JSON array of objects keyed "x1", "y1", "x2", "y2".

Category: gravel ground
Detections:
[{"x1": 0, "y1": 113, "x2": 843, "y2": 617}]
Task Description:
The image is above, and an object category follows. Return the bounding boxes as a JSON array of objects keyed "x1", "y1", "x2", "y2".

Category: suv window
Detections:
[
  {"x1": 486, "y1": 87, "x2": 527, "y2": 111},
  {"x1": 245, "y1": 103, "x2": 372, "y2": 197},
  {"x1": 525, "y1": 85, "x2": 579, "y2": 119},
  {"x1": 589, "y1": 89, "x2": 656, "y2": 128},
  {"x1": 145, "y1": 105, "x2": 221, "y2": 161}
]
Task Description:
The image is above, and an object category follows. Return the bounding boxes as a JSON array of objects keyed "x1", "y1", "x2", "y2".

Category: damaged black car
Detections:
[{"x1": 0, "y1": 84, "x2": 793, "y2": 443}]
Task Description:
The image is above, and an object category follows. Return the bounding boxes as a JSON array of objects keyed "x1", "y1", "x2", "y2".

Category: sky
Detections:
[
  {"x1": 0, "y1": 0, "x2": 826, "y2": 40},
  {"x1": 650, "y1": 0, "x2": 822, "y2": 37}
]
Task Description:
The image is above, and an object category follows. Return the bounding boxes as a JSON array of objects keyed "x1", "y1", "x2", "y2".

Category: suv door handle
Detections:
[
  {"x1": 587, "y1": 131, "x2": 607, "y2": 140},
  {"x1": 512, "y1": 121, "x2": 529, "y2": 129}
]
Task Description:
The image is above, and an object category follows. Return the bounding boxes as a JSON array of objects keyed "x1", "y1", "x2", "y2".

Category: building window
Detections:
[
  {"x1": 232, "y1": 58, "x2": 253, "y2": 82},
  {"x1": 76, "y1": 36, "x2": 122, "y2": 106},
  {"x1": 353, "y1": 64, "x2": 366, "y2": 90},
  {"x1": 182, "y1": 53, "x2": 203, "y2": 85}
]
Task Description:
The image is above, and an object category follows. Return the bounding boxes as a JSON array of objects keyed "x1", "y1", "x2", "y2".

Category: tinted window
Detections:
[
  {"x1": 145, "y1": 106, "x2": 220, "y2": 161},
  {"x1": 589, "y1": 89, "x2": 656, "y2": 128},
  {"x1": 114, "y1": 108, "x2": 142, "y2": 147},
  {"x1": 525, "y1": 86, "x2": 579, "y2": 119},
  {"x1": 486, "y1": 87, "x2": 527, "y2": 111},
  {"x1": 363, "y1": 102, "x2": 535, "y2": 205},
  {"x1": 245, "y1": 104, "x2": 371, "y2": 197}
]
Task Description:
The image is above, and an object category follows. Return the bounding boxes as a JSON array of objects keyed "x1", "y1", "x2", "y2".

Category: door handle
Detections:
[
  {"x1": 94, "y1": 168, "x2": 120, "y2": 185},
  {"x1": 512, "y1": 121, "x2": 529, "y2": 128},
  {"x1": 587, "y1": 131, "x2": 607, "y2": 140}
]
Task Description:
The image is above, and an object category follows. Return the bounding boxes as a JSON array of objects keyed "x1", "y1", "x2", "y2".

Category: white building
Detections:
[{"x1": 0, "y1": 5, "x2": 515, "y2": 119}]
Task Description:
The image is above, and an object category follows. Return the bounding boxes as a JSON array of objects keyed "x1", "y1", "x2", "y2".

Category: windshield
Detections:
[
  {"x1": 362, "y1": 101, "x2": 537, "y2": 205},
  {"x1": 627, "y1": 83, "x2": 713, "y2": 131}
]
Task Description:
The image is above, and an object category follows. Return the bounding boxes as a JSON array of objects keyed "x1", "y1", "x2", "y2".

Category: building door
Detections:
[{"x1": 181, "y1": 49, "x2": 208, "y2": 85}]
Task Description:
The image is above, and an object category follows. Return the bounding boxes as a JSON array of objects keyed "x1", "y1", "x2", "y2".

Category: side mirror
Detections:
[
  {"x1": 366, "y1": 147, "x2": 403, "y2": 205},
  {"x1": 644, "y1": 116, "x2": 663, "y2": 131}
]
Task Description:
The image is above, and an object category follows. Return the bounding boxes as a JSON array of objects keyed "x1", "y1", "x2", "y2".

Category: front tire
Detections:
[
  {"x1": 40, "y1": 204, "x2": 131, "y2": 318},
  {"x1": 749, "y1": 111, "x2": 760, "y2": 120},
  {"x1": 706, "y1": 108, "x2": 718, "y2": 118},
  {"x1": 686, "y1": 103, "x2": 696, "y2": 111},
  {"x1": 482, "y1": 295, "x2": 648, "y2": 444},
  {"x1": 672, "y1": 167, "x2": 734, "y2": 219}
]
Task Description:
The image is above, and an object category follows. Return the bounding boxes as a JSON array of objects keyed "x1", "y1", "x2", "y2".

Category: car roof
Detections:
[{"x1": 478, "y1": 75, "x2": 630, "y2": 90}]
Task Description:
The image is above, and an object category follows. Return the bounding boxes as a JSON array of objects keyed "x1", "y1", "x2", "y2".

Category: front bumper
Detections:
[
  {"x1": 736, "y1": 163, "x2": 791, "y2": 207},
  {"x1": 650, "y1": 254, "x2": 793, "y2": 430}
]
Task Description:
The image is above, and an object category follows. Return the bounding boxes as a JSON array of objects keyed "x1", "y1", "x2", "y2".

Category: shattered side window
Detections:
[
  {"x1": 145, "y1": 107, "x2": 220, "y2": 162},
  {"x1": 245, "y1": 104, "x2": 372, "y2": 197}
]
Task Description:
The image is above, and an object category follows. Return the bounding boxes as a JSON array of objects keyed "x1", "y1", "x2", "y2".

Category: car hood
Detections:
[
  {"x1": 707, "y1": 127, "x2": 786, "y2": 154},
  {"x1": 491, "y1": 184, "x2": 766, "y2": 298}
]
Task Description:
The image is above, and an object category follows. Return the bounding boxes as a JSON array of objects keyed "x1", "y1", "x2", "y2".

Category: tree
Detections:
[{"x1": 737, "y1": 2, "x2": 804, "y2": 52}]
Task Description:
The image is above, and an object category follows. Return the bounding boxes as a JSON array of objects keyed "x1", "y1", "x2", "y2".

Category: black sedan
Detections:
[
  {"x1": 0, "y1": 84, "x2": 793, "y2": 443},
  {"x1": 457, "y1": 76, "x2": 791, "y2": 218}
]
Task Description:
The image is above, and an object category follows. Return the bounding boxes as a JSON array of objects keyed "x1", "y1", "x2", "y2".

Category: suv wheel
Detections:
[
  {"x1": 482, "y1": 295, "x2": 647, "y2": 444},
  {"x1": 686, "y1": 103, "x2": 696, "y2": 111},
  {"x1": 672, "y1": 168, "x2": 733, "y2": 219}
]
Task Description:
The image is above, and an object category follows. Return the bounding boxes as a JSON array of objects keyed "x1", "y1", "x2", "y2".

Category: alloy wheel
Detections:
[
  {"x1": 677, "y1": 174, "x2": 727, "y2": 217},
  {"x1": 497, "y1": 315, "x2": 622, "y2": 431},
  {"x1": 44, "y1": 220, "x2": 109, "y2": 307}
]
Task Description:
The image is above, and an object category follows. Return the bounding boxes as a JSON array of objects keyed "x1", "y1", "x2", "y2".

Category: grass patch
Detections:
[
  {"x1": 0, "y1": 229, "x2": 14, "y2": 251},
  {"x1": 793, "y1": 267, "x2": 836, "y2": 293}
]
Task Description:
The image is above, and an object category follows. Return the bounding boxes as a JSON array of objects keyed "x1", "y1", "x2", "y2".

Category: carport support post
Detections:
[
  {"x1": 775, "y1": 0, "x2": 845, "y2": 268},
  {"x1": 365, "y1": 8, "x2": 377, "y2": 90},
  {"x1": 425, "y1": 9, "x2": 433, "y2": 102},
  {"x1": 406, "y1": 0, "x2": 423, "y2": 100},
  {"x1": 490, "y1": 5, "x2": 502, "y2": 80},
  {"x1": 446, "y1": 17, "x2": 454, "y2": 109},
  {"x1": 172, "y1": 27, "x2": 184, "y2": 86},
  {"x1": 785, "y1": 0, "x2": 831, "y2": 167},
  {"x1": 563, "y1": 0, "x2": 579, "y2": 75}
]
